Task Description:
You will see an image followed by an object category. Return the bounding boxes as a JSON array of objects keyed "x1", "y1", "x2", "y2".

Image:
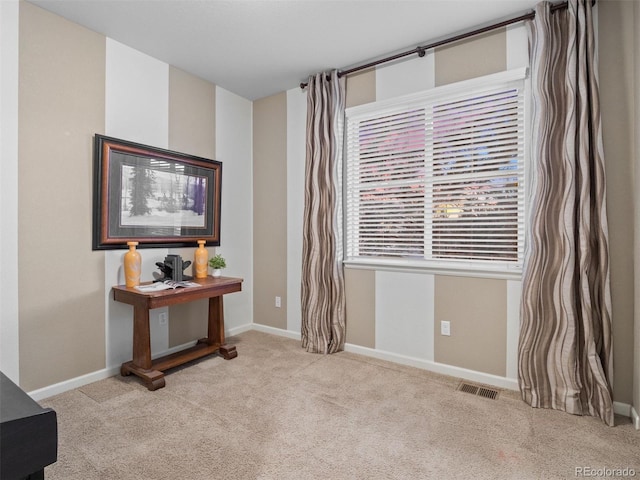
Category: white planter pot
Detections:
[{"x1": 212, "y1": 269, "x2": 222, "y2": 277}]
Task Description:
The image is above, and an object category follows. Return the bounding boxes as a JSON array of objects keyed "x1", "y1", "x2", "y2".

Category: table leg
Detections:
[
  {"x1": 121, "y1": 304, "x2": 166, "y2": 390},
  {"x1": 132, "y1": 305, "x2": 152, "y2": 369},
  {"x1": 219, "y1": 344, "x2": 237, "y2": 359},
  {"x1": 209, "y1": 296, "x2": 224, "y2": 344},
  {"x1": 200, "y1": 295, "x2": 237, "y2": 359}
]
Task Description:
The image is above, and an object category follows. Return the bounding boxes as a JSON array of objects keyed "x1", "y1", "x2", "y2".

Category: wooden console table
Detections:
[{"x1": 112, "y1": 276, "x2": 243, "y2": 391}]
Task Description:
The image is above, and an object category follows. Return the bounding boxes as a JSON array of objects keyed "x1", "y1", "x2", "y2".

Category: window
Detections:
[{"x1": 345, "y1": 69, "x2": 527, "y2": 274}]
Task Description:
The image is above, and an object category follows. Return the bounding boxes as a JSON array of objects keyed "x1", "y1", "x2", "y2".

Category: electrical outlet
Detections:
[
  {"x1": 440, "y1": 320, "x2": 451, "y2": 336},
  {"x1": 275, "y1": 296, "x2": 281, "y2": 308},
  {"x1": 159, "y1": 313, "x2": 168, "y2": 326}
]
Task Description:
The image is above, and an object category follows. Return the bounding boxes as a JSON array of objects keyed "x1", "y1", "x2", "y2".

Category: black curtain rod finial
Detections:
[{"x1": 299, "y1": 72, "x2": 337, "y2": 90}]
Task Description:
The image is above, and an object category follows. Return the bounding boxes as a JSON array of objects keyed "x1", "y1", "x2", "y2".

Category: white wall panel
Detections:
[
  {"x1": 375, "y1": 53, "x2": 435, "y2": 100},
  {"x1": 375, "y1": 271, "x2": 434, "y2": 360},
  {"x1": 105, "y1": 39, "x2": 168, "y2": 147},
  {"x1": 0, "y1": 0, "x2": 20, "y2": 382},
  {"x1": 105, "y1": 38, "x2": 170, "y2": 367},
  {"x1": 286, "y1": 87, "x2": 307, "y2": 333},
  {"x1": 507, "y1": 23, "x2": 529, "y2": 69},
  {"x1": 215, "y1": 86, "x2": 253, "y2": 331},
  {"x1": 505, "y1": 24, "x2": 527, "y2": 382}
]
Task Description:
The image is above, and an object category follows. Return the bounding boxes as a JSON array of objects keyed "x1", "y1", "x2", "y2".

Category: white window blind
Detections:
[{"x1": 345, "y1": 70, "x2": 526, "y2": 272}]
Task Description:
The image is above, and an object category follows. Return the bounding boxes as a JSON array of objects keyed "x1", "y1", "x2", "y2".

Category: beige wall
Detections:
[
  {"x1": 345, "y1": 69, "x2": 376, "y2": 109},
  {"x1": 344, "y1": 269, "x2": 375, "y2": 348},
  {"x1": 598, "y1": 0, "x2": 636, "y2": 404},
  {"x1": 434, "y1": 276, "x2": 507, "y2": 376},
  {"x1": 168, "y1": 66, "x2": 216, "y2": 160},
  {"x1": 434, "y1": 29, "x2": 506, "y2": 86},
  {"x1": 343, "y1": 70, "x2": 377, "y2": 346},
  {"x1": 167, "y1": 66, "x2": 217, "y2": 347},
  {"x1": 18, "y1": 2, "x2": 106, "y2": 391},
  {"x1": 253, "y1": 93, "x2": 288, "y2": 329}
]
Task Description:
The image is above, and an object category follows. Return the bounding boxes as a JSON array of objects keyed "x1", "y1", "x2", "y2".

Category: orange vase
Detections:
[
  {"x1": 194, "y1": 240, "x2": 208, "y2": 278},
  {"x1": 124, "y1": 241, "x2": 141, "y2": 287}
]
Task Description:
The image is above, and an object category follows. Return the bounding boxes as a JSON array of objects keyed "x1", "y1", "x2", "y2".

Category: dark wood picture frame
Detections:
[{"x1": 92, "y1": 134, "x2": 222, "y2": 250}]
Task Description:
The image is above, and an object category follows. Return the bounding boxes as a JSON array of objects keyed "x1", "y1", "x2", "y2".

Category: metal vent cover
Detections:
[{"x1": 457, "y1": 382, "x2": 499, "y2": 400}]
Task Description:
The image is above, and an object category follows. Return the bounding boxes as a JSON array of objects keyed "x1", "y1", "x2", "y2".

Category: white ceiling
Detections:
[{"x1": 28, "y1": 0, "x2": 540, "y2": 100}]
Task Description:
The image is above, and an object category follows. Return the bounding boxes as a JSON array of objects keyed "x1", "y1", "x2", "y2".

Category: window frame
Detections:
[{"x1": 343, "y1": 68, "x2": 529, "y2": 280}]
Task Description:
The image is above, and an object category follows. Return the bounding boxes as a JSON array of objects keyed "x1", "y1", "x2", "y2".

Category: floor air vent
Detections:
[
  {"x1": 458, "y1": 383, "x2": 479, "y2": 395},
  {"x1": 457, "y1": 382, "x2": 499, "y2": 400}
]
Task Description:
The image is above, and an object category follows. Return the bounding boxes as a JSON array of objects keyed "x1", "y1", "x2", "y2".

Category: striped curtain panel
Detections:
[
  {"x1": 518, "y1": 0, "x2": 614, "y2": 425},
  {"x1": 301, "y1": 70, "x2": 347, "y2": 354}
]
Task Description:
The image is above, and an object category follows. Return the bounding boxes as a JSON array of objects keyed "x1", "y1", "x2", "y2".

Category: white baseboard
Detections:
[
  {"x1": 29, "y1": 323, "x2": 254, "y2": 401},
  {"x1": 28, "y1": 342, "x2": 199, "y2": 401},
  {"x1": 29, "y1": 366, "x2": 121, "y2": 402},
  {"x1": 252, "y1": 325, "x2": 636, "y2": 414},
  {"x1": 251, "y1": 322, "x2": 302, "y2": 340},
  {"x1": 613, "y1": 401, "x2": 632, "y2": 418},
  {"x1": 227, "y1": 322, "x2": 254, "y2": 337},
  {"x1": 343, "y1": 342, "x2": 520, "y2": 391},
  {"x1": 251, "y1": 323, "x2": 519, "y2": 391},
  {"x1": 632, "y1": 406, "x2": 640, "y2": 430},
  {"x1": 27, "y1": 322, "x2": 635, "y2": 422}
]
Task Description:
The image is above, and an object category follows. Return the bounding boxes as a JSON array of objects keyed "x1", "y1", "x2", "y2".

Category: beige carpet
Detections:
[{"x1": 41, "y1": 330, "x2": 639, "y2": 479}]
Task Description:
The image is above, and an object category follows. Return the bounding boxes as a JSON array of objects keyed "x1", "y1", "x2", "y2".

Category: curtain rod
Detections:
[{"x1": 299, "y1": 0, "x2": 575, "y2": 89}]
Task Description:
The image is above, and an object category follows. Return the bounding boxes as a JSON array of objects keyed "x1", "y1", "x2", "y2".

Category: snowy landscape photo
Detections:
[{"x1": 119, "y1": 164, "x2": 207, "y2": 229}]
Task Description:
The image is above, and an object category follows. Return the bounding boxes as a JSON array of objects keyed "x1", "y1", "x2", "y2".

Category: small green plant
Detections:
[{"x1": 208, "y1": 254, "x2": 226, "y2": 270}]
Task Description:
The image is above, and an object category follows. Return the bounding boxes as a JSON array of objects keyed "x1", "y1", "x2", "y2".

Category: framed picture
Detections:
[{"x1": 92, "y1": 134, "x2": 222, "y2": 250}]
